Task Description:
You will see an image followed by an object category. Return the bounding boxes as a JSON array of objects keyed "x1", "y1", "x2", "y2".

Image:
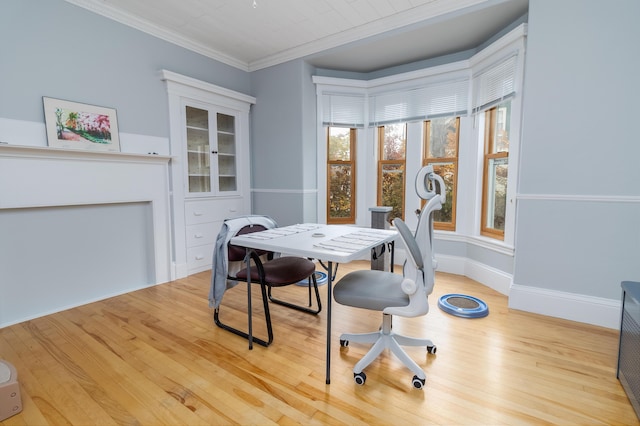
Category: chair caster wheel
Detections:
[
  {"x1": 340, "y1": 339, "x2": 349, "y2": 347},
  {"x1": 412, "y1": 375, "x2": 425, "y2": 389},
  {"x1": 427, "y1": 345, "x2": 437, "y2": 354},
  {"x1": 354, "y1": 371, "x2": 366, "y2": 385}
]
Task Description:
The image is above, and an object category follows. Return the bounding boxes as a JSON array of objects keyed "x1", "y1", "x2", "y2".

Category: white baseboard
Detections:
[
  {"x1": 509, "y1": 284, "x2": 621, "y2": 329},
  {"x1": 174, "y1": 262, "x2": 189, "y2": 280},
  {"x1": 413, "y1": 251, "x2": 621, "y2": 329},
  {"x1": 435, "y1": 254, "x2": 511, "y2": 295}
]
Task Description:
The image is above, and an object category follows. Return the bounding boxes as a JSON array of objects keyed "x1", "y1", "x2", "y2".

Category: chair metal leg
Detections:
[
  {"x1": 267, "y1": 273, "x2": 322, "y2": 315},
  {"x1": 213, "y1": 281, "x2": 274, "y2": 348},
  {"x1": 343, "y1": 314, "x2": 428, "y2": 380}
]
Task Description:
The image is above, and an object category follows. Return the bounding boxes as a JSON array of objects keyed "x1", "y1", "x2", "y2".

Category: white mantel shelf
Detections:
[{"x1": 0, "y1": 143, "x2": 172, "y2": 163}]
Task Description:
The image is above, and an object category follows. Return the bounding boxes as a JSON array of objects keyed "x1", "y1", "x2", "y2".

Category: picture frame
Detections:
[{"x1": 43, "y1": 97, "x2": 120, "y2": 152}]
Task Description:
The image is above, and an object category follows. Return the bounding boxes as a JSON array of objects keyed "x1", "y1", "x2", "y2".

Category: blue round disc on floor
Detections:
[
  {"x1": 296, "y1": 271, "x2": 328, "y2": 286},
  {"x1": 438, "y1": 294, "x2": 489, "y2": 318}
]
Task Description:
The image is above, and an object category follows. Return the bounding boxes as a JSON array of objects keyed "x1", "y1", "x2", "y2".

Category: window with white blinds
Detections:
[
  {"x1": 472, "y1": 54, "x2": 518, "y2": 113},
  {"x1": 321, "y1": 93, "x2": 366, "y2": 128},
  {"x1": 369, "y1": 79, "x2": 469, "y2": 126}
]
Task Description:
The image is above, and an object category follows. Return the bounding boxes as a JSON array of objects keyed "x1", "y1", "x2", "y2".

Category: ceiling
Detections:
[{"x1": 66, "y1": 0, "x2": 528, "y2": 73}]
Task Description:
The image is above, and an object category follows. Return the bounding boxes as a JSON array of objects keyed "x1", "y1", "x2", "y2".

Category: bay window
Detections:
[{"x1": 314, "y1": 23, "x2": 525, "y2": 253}]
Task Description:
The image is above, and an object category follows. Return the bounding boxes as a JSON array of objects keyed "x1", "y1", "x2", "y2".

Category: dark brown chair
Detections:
[{"x1": 214, "y1": 223, "x2": 321, "y2": 348}]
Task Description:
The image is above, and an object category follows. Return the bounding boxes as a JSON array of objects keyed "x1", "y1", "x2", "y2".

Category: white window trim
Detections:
[{"x1": 313, "y1": 24, "x2": 527, "y2": 250}]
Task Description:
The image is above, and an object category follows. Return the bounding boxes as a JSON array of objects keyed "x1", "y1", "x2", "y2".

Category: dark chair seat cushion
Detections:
[
  {"x1": 334, "y1": 270, "x2": 409, "y2": 311},
  {"x1": 235, "y1": 256, "x2": 316, "y2": 287}
]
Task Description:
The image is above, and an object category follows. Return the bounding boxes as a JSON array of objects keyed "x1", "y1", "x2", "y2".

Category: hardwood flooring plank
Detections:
[{"x1": 1, "y1": 262, "x2": 638, "y2": 425}]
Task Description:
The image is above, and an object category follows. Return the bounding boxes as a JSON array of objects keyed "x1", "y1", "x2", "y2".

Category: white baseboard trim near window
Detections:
[
  {"x1": 404, "y1": 250, "x2": 621, "y2": 328},
  {"x1": 509, "y1": 284, "x2": 621, "y2": 329},
  {"x1": 435, "y1": 254, "x2": 512, "y2": 296},
  {"x1": 396, "y1": 250, "x2": 511, "y2": 295}
]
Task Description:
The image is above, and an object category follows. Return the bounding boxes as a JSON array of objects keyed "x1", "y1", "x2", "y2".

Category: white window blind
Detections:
[
  {"x1": 321, "y1": 93, "x2": 366, "y2": 128},
  {"x1": 369, "y1": 79, "x2": 469, "y2": 126},
  {"x1": 472, "y1": 54, "x2": 517, "y2": 112}
]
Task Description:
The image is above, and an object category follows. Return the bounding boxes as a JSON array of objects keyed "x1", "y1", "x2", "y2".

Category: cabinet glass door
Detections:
[
  {"x1": 185, "y1": 106, "x2": 211, "y2": 193},
  {"x1": 216, "y1": 113, "x2": 237, "y2": 192}
]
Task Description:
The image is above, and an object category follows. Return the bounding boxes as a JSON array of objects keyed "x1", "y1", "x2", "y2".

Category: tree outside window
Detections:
[
  {"x1": 327, "y1": 127, "x2": 356, "y2": 224},
  {"x1": 481, "y1": 102, "x2": 510, "y2": 239},
  {"x1": 424, "y1": 117, "x2": 459, "y2": 231},
  {"x1": 378, "y1": 123, "x2": 406, "y2": 224}
]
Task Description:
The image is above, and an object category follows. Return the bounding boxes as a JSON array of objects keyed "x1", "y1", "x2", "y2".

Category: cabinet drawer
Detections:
[
  {"x1": 185, "y1": 198, "x2": 243, "y2": 225},
  {"x1": 187, "y1": 243, "x2": 214, "y2": 272},
  {"x1": 186, "y1": 222, "x2": 222, "y2": 248}
]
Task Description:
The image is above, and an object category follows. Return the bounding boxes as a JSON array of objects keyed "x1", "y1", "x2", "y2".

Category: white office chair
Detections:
[{"x1": 334, "y1": 165, "x2": 444, "y2": 389}]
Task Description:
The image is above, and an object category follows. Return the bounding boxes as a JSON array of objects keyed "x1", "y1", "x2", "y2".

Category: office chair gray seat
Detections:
[
  {"x1": 334, "y1": 165, "x2": 445, "y2": 389},
  {"x1": 334, "y1": 270, "x2": 407, "y2": 310}
]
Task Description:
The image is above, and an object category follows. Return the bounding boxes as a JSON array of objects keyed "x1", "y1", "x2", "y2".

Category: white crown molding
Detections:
[
  {"x1": 64, "y1": 0, "x2": 250, "y2": 71},
  {"x1": 249, "y1": 0, "x2": 488, "y2": 72},
  {"x1": 159, "y1": 70, "x2": 256, "y2": 106},
  {"x1": 469, "y1": 23, "x2": 527, "y2": 68},
  {"x1": 66, "y1": 0, "x2": 489, "y2": 73}
]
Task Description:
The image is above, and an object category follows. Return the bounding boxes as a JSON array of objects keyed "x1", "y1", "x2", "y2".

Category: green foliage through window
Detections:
[
  {"x1": 327, "y1": 127, "x2": 356, "y2": 223},
  {"x1": 378, "y1": 124, "x2": 406, "y2": 224},
  {"x1": 424, "y1": 117, "x2": 459, "y2": 231}
]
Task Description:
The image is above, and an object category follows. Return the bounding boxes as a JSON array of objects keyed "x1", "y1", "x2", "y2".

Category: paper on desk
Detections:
[
  {"x1": 313, "y1": 230, "x2": 389, "y2": 253},
  {"x1": 240, "y1": 223, "x2": 322, "y2": 240}
]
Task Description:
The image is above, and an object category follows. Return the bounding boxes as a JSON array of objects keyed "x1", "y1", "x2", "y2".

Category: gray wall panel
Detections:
[
  {"x1": 0, "y1": 0, "x2": 250, "y2": 138},
  {"x1": 518, "y1": 0, "x2": 640, "y2": 196},
  {"x1": 514, "y1": 0, "x2": 640, "y2": 298},
  {"x1": 514, "y1": 199, "x2": 640, "y2": 299},
  {"x1": 250, "y1": 59, "x2": 318, "y2": 223}
]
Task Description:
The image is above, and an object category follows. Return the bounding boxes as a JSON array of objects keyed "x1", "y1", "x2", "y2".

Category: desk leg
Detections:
[
  {"x1": 326, "y1": 261, "x2": 333, "y2": 384},
  {"x1": 245, "y1": 248, "x2": 253, "y2": 350}
]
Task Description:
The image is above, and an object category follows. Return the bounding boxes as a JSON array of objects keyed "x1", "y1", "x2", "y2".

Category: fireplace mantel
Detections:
[{"x1": 0, "y1": 144, "x2": 173, "y2": 327}]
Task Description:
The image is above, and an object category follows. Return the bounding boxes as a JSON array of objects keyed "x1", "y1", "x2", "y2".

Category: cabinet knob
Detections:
[
  {"x1": 195, "y1": 255, "x2": 204, "y2": 260},
  {"x1": 194, "y1": 233, "x2": 203, "y2": 238},
  {"x1": 193, "y1": 211, "x2": 203, "y2": 216},
  {"x1": 211, "y1": 150, "x2": 218, "y2": 154}
]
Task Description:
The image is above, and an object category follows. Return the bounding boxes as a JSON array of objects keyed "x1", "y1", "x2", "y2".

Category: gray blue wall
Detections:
[
  {"x1": 0, "y1": 0, "x2": 250, "y2": 139},
  {"x1": 249, "y1": 59, "x2": 318, "y2": 225},
  {"x1": 3, "y1": 0, "x2": 640, "y2": 318},
  {"x1": 513, "y1": 0, "x2": 640, "y2": 300}
]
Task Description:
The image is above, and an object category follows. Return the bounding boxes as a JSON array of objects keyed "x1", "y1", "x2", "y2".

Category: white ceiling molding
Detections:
[
  {"x1": 246, "y1": 0, "x2": 488, "y2": 72},
  {"x1": 65, "y1": 0, "x2": 249, "y2": 71},
  {"x1": 64, "y1": 0, "x2": 521, "y2": 73}
]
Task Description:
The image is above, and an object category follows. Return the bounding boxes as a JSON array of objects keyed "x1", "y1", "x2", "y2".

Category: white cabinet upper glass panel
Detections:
[
  {"x1": 216, "y1": 113, "x2": 237, "y2": 192},
  {"x1": 185, "y1": 106, "x2": 237, "y2": 195}
]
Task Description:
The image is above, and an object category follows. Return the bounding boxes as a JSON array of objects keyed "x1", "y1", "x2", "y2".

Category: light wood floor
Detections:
[{"x1": 1, "y1": 261, "x2": 638, "y2": 425}]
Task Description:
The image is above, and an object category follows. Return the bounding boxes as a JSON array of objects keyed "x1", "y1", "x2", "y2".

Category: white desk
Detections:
[{"x1": 230, "y1": 223, "x2": 397, "y2": 384}]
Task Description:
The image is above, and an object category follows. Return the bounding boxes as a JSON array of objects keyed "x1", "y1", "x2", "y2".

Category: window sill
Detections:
[{"x1": 434, "y1": 230, "x2": 514, "y2": 256}]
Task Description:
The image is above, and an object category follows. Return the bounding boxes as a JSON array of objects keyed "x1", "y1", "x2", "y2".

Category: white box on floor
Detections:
[{"x1": 0, "y1": 360, "x2": 22, "y2": 421}]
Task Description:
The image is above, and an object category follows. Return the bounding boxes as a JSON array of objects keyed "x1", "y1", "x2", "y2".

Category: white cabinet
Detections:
[
  {"x1": 185, "y1": 105, "x2": 240, "y2": 195},
  {"x1": 161, "y1": 70, "x2": 256, "y2": 278}
]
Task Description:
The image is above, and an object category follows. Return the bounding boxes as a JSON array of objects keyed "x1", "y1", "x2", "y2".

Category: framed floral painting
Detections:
[{"x1": 43, "y1": 97, "x2": 120, "y2": 152}]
